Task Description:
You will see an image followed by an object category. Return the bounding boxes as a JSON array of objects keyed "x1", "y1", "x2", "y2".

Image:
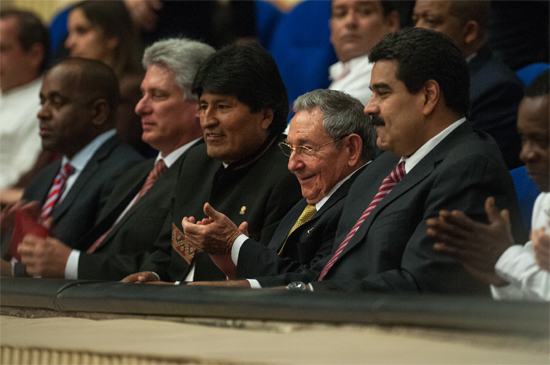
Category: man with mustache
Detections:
[
  {"x1": 427, "y1": 70, "x2": 550, "y2": 301},
  {"x1": 180, "y1": 89, "x2": 375, "y2": 287}
]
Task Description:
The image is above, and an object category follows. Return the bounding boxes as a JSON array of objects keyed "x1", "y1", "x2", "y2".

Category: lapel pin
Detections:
[
  {"x1": 307, "y1": 227, "x2": 314, "y2": 234},
  {"x1": 240, "y1": 206, "x2": 246, "y2": 215}
]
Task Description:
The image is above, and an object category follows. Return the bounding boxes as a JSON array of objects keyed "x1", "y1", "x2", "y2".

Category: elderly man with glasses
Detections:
[{"x1": 180, "y1": 89, "x2": 376, "y2": 288}]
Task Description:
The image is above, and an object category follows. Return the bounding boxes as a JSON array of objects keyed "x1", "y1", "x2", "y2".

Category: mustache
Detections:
[{"x1": 370, "y1": 115, "x2": 385, "y2": 126}]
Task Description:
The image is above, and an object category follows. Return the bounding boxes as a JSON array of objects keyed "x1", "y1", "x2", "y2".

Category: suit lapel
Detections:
[
  {"x1": 52, "y1": 136, "x2": 119, "y2": 223},
  {"x1": 337, "y1": 123, "x2": 472, "y2": 259}
]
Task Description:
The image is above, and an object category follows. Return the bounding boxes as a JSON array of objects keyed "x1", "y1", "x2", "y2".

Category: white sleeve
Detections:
[
  {"x1": 491, "y1": 243, "x2": 550, "y2": 301},
  {"x1": 231, "y1": 234, "x2": 248, "y2": 266},
  {"x1": 65, "y1": 250, "x2": 81, "y2": 280}
]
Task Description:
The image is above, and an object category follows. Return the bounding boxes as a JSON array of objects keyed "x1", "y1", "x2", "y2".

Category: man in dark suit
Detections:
[
  {"x1": 1, "y1": 58, "x2": 143, "y2": 276},
  {"x1": 122, "y1": 44, "x2": 303, "y2": 284},
  {"x1": 178, "y1": 89, "x2": 375, "y2": 287},
  {"x1": 206, "y1": 28, "x2": 523, "y2": 294},
  {"x1": 14, "y1": 38, "x2": 215, "y2": 280},
  {"x1": 413, "y1": 0, "x2": 525, "y2": 170}
]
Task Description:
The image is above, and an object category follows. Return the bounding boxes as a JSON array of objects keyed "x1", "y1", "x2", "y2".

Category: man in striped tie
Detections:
[
  {"x1": 1, "y1": 58, "x2": 143, "y2": 277},
  {"x1": 190, "y1": 28, "x2": 524, "y2": 295}
]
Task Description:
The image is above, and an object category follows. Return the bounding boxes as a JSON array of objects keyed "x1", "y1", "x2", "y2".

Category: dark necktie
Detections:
[
  {"x1": 86, "y1": 159, "x2": 167, "y2": 253},
  {"x1": 41, "y1": 162, "x2": 73, "y2": 223},
  {"x1": 278, "y1": 204, "x2": 317, "y2": 255},
  {"x1": 318, "y1": 161, "x2": 406, "y2": 281}
]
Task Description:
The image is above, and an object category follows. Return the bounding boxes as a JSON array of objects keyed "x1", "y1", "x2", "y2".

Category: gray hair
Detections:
[
  {"x1": 293, "y1": 89, "x2": 376, "y2": 160},
  {"x1": 142, "y1": 38, "x2": 215, "y2": 101}
]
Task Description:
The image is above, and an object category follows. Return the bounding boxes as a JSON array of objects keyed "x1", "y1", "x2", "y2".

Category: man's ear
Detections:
[
  {"x1": 346, "y1": 134, "x2": 363, "y2": 166},
  {"x1": 90, "y1": 98, "x2": 110, "y2": 126},
  {"x1": 385, "y1": 10, "x2": 401, "y2": 33},
  {"x1": 462, "y1": 20, "x2": 480, "y2": 47},
  {"x1": 27, "y1": 43, "x2": 45, "y2": 72},
  {"x1": 422, "y1": 80, "x2": 440, "y2": 116},
  {"x1": 260, "y1": 108, "x2": 274, "y2": 130}
]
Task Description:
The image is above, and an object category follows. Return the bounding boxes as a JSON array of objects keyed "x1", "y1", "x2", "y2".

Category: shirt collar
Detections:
[
  {"x1": 314, "y1": 160, "x2": 372, "y2": 211},
  {"x1": 155, "y1": 137, "x2": 201, "y2": 168},
  {"x1": 64, "y1": 129, "x2": 116, "y2": 172},
  {"x1": 329, "y1": 54, "x2": 370, "y2": 80},
  {"x1": 400, "y1": 118, "x2": 466, "y2": 174}
]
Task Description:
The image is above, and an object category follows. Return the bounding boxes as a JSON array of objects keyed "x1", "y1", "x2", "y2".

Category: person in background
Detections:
[
  {"x1": 65, "y1": 0, "x2": 154, "y2": 158},
  {"x1": 427, "y1": 70, "x2": 550, "y2": 302},
  {"x1": 328, "y1": 0, "x2": 400, "y2": 105},
  {"x1": 413, "y1": 0, "x2": 525, "y2": 170},
  {"x1": 0, "y1": 9, "x2": 51, "y2": 203}
]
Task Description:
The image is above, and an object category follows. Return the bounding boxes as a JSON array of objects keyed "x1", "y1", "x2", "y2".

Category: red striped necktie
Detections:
[
  {"x1": 86, "y1": 159, "x2": 167, "y2": 253},
  {"x1": 41, "y1": 162, "x2": 73, "y2": 224},
  {"x1": 318, "y1": 161, "x2": 406, "y2": 281}
]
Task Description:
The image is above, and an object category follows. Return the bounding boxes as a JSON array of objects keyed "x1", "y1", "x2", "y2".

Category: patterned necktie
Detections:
[
  {"x1": 87, "y1": 159, "x2": 167, "y2": 253},
  {"x1": 278, "y1": 204, "x2": 317, "y2": 255},
  {"x1": 41, "y1": 162, "x2": 73, "y2": 222},
  {"x1": 318, "y1": 161, "x2": 406, "y2": 281}
]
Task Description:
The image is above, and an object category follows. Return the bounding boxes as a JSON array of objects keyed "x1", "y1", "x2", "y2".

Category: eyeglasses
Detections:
[{"x1": 278, "y1": 135, "x2": 348, "y2": 157}]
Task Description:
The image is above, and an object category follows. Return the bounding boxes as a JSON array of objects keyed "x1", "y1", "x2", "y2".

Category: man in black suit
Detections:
[
  {"x1": 122, "y1": 44, "x2": 303, "y2": 284},
  {"x1": 1, "y1": 58, "x2": 143, "y2": 277},
  {"x1": 178, "y1": 89, "x2": 375, "y2": 287},
  {"x1": 205, "y1": 28, "x2": 523, "y2": 294},
  {"x1": 14, "y1": 38, "x2": 215, "y2": 280},
  {"x1": 413, "y1": 0, "x2": 525, "y2": 170}
]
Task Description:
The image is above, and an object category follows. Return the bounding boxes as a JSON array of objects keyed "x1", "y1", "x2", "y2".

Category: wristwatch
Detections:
[{"x1": 286, "y1": 281, "x2": 308, "y2": 291}]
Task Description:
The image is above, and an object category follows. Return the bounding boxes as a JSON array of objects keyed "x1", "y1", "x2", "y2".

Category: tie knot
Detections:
[
  {"x1": 301, "y1": 204, "x2": 317, "y2": 219},
  {"x1": 61, "y1": 163, "x2": 73, "y2": 178},
  {"x1": 152, "y1": 159, "x2": 167, "y2": 179},
  {"x1": 390, "y1": 161, "x2": 406, "y2": 183}
]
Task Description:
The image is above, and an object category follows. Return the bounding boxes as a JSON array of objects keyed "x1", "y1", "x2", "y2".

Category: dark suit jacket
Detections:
[
  {"x1": 141, "y1": 134, "x2": 303, "y2": 282},
  {"x1": 237, "y1": 167, "x2": 362, "y2": 287},
  {"x1": 73, "y1": 142, "x2": 199, "y2": 280},
  {"x1": 469, "y1": 46, "x2": 525, "y2": 170},
  {"x1": 267, "y1": 123, "x2": 523, "y2": 295},
  {"x1": 21, "y1": 135, "x2": 143, "y2": 247}
]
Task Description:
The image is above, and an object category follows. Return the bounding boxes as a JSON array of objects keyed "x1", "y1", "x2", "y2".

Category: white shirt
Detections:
[
  {"x1": 66, "y1": 138, "x2": 200, "y2": 279},
  {"x1": 491, "y1": 192, "x2": 550, "y2": 301},
  {"x1": 0, "y1": 77, "x2": 43, "y2": 189},
  {"x1": 328, "y1": 54, "x2": 373, "y2": 106}
]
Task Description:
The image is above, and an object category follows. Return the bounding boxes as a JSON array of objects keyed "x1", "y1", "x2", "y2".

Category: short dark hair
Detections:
[
  {"x1": 192, "y1": 43, "x2": 289, "y2": 134},
  {"x1": 0, "y1": 9, "x2": 50, "y2": 73},
  {"x1": 448, "y1": 1, "x2": 491, "y2": 40},
  {"x1": 71, "y1": 1, "x2": 142, "y2": 78},
  {"x1": 369, "y1": 27, "x2": 470, "y2": 118},
  {"x1": 525, "y1": 70, "x2": 549, "y2": 98},
  {"x1": 53, "y1": 58, "x2": 120, "y2": 124}
]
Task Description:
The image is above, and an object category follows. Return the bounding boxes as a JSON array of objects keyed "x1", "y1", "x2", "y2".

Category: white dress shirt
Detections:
[
  {"x1": 66, "y1": 138, "x2": 201, "y2": 280},
  {"x1": 0, "y1": 78, "x2": 43, "y2": 189},
  {"x1": 328, "y1": 54, "x2": 373, "y2": 106}
]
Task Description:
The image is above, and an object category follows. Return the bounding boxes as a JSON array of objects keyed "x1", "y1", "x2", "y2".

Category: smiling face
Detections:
[
  {"x1": 199, "y1": 93, "x2": 272, "y2": 164},
  {"x1": 330, "y1": 0, "x2": 398, "y2": 63},
  {"x1": 287, "y1": 108, "x2": 354, "y2": 204},
  {"x1": 37, "y1": 63, "x2": 96, "y2": 158},
  {"x1": 364, "y1": 60, "x2": 427, "y2": 157},
  {"x1": 65, "y1": 8, "x2": 117, "y2": 66},
  {"x1": 517, "y1": 95, "x2": 550, "y2": 192},
  {"x1": 135, "y1": 65, "x2": 201, "y2": 156}
]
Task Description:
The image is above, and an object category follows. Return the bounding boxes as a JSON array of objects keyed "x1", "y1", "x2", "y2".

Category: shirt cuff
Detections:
[
  {"x1": 231, "y1": 234, "x2": 248, "y2": 266},
  {"x1": 151, "y1": 272, "x2": 161, "y2": 281},
  {"x1": 65, "y1": 250, "x2": 80, "y2": 280},
  {"x1": 247, "y1": 279, "x2": 261, "y2": 289}
]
